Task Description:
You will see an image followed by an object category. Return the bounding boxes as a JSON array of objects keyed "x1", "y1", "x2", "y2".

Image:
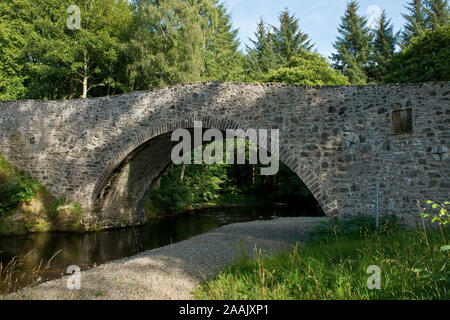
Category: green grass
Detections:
[{"x1": 195, "y1": 216, "x2": 450, "y2": 300}]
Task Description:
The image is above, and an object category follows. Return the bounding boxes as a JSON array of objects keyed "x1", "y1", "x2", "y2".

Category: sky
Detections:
[{"x1": 221, "y1": 0, "x2": 409, "y2": 58}]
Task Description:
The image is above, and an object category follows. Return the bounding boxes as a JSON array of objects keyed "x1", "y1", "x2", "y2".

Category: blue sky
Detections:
[{"x1": 221, "y1": 0, "x2": 409, "y2": 58}]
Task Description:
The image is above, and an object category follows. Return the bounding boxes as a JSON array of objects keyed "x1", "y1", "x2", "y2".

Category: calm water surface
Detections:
[{"x1": 0, "y1": 205, "x2": 320, "y2": 287}]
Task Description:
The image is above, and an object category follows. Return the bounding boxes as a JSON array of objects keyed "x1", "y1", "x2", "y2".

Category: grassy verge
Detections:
[{"x1": 195, "y1": 215, "x2": 449, "y2": 300}]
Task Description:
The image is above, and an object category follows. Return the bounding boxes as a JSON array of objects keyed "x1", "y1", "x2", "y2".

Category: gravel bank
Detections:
[{"x1": 6, "y1": 216, "x2": 327, "y2": 300}]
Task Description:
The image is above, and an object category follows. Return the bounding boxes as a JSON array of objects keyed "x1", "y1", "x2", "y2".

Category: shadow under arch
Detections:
[{"x1": 91, "y1": 116, "x2": 330, "y2": 227}]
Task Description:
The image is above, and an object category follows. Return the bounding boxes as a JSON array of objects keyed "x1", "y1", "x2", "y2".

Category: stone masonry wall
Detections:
[{"x1": 0, "y1": 82, "x2": 448, "y2": 228}]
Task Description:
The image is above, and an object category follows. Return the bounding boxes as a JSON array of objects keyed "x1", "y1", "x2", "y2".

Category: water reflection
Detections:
[{"x1": 0, "y1": 205, "x2": 320, "y2": 286}]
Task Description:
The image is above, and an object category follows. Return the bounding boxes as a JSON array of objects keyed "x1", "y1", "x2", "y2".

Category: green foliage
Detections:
[
  {"x1": 264, "y1": 51, "x2": 350, "y2": 85},
  {"x1": 146, "y1": 140, "x2": 316, "y2": 216},
  {"x1": 368, "y1": 11, "x2": 397, "y2": 83},
  {"x1": 245, "y1": 8, "x2": 315, "y2": 80},
  {"x1": 245, "y1": 19, "x2": 281, "y2": 77},
  {"x1": 0, "y1": 154, "x2": 40, "y2": 216},
  {"x1": 401, "y1": 0, "x2": 428, "y2": 46},
  {"x1": 0, "y1": 176, "x2": 40, "y2": 216},
  {"x1": 148, "y1": 162, "x2": 228, "y2": 215},
  {"x1": 25, "y1": 0, "x2": 133, "y2": 99},
  {"x1": 47, "y1": 196, "x2": 66, "y2": 218},
  {"x1": 424, "y1": 0, "x2": 450, "y2": 30},
  {"x1": 196, "y1": 223, "x2": 449, "y2": 300},
  {"x1": 384, "y1": 26, "x2": 450, "y2": 83},
  {"x1": 331, "y1": 1, "x2": 373, "y2": 84},
  {"x1": 401, "y1": 0, "x2": 449, "y2": 47},
  {"x1": 272, "y1": 8, "x2": 314, "y2": 63},
  {"x1": 0, "y1": 0, "x2": 32, "y2": 100},
  {"x1": 0, "y1": 154, "x2": 15, "y2": 181},
  {"x1": 203, "y1": 2, "x2": 245, "y2": 81},
  {"x1": 422, "y1": 200, "x2": 450, "y2": 227},
  {"x1": 310, "y1": 214, "x2": 400, "y2": 243},
  {"x1": 71, "y1": 202, "x2": 83, "y2": 217},
  {"x1": 127, "y1": 0, "x2": 243, "y2": 90}
]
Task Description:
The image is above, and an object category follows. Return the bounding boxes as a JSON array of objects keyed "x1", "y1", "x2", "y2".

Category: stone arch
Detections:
[{"x1": 91, "y1": 116, "x2": 332, "y2": 226}]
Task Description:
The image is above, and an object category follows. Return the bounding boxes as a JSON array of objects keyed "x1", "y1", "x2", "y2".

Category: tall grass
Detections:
[
  {"x1": 195, "y1": 215, "x2": 449, "y2": 300},
  {"x1": 0, "y1": 249, "x2": 62, "y2": 297}
]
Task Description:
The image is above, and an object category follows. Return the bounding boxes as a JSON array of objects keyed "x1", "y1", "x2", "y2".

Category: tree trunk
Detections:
[
  {"x1": 82, "y1": 53, "x2": 88, "y2": 99},
  {"x1": 180, "y1": 163, "x2": 186, "y2": 182}
]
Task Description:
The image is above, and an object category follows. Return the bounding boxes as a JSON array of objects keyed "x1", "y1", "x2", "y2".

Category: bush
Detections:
[
  {"x1": 384, "y1": 26, "x2": 450, "y2": 83},
  {"x1": 0, "y1": 175, "x2": 40, "y2": 216},
  {"x1": 264, "y1": 51, "x2": 350, "y2": 85},
  {"x1": 148, "y1": 177, "x2": 191, "y2": 214}
]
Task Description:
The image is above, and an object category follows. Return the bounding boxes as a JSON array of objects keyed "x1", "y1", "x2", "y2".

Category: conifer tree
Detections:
[
  {"x1": 424, "y1": 0, "x2": 449, "y2": 30},
  {"x1": 331, "y1": 1, "x2": 372, "y2": 84},
  {"x1": 401, "y1": 0, "x2": 427, "y2": 46},
  {"x1": 369, "y1": 11, "x2": 396, "y2": 83},
  {"x1": 246, "y1": 19, "x2": 279, "y2": 75},
  {"x1": 204, "y1": 2, "x2": 244, "y2": 81},
  {"x1": 272, "y1": 8, "x2": 314, "y2": 63}
]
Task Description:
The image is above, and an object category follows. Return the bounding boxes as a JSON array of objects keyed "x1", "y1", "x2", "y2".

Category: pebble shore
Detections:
[{"x1": 6, "y1": 216, "x2": 327, "y2": 300}]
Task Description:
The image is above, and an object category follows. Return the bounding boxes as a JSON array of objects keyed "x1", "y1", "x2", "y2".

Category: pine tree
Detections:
[
  {"x1": 204, "y1": 2, "x2": 244, "y2": 81},
  {"x1": 369, "y1": 11, "x2": 396, "y2": 83},
  {"x1": 272, "y1": 8, "x2": 314, "y2": 63},
  {"x1": 424, "y1": 0, "x2": 449, "y2": 30},
  {"x1": 246, "y1": 19, "x2": 279, "y2": 75},
  {"x1": 331, "y1": 1, "x2": 372, "y2": 84},
  {"x1": 401, "y1": 0, "x2": 427, "y2": 46}
]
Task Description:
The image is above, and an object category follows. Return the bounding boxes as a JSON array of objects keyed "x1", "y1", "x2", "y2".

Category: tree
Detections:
[
  {"x1": 0, "y1": 0, "x2": 33, "y2": 100},
  {"x1": 203, "y1": 2, "x2": 244, "y2": 81},
  {"x1": 126, "y1": 0, "x2": 243, "y2": 90},
  {"x1": 424, "y1": 0, "x2": 449, "y2": 30},
  {"x1": 384, "y1": 25, "x2": 450, "y2": 83},
  {"x1": 246, "y1": 19, "x2": 280, "y2": 76},
  {"x1": 331, "y1": 1, "x2": 372, "y2": 84},
  {"x1": 121, "y1": 0, "x2": 204, "y2": 90},
  {"x1": 264, "y1": 51, "x2": 350, "y2": 85},
  {"x1": 401, "y1": 0, "x2": 427, "y2": 46},
  {"x1": 369, "y1": 11, "x2": 396, "y2": 83},
  {"x1": 25, "y1": 0, "x2": 132, "y2": 99},
  {"x1": 272, "y1": 8, "x2": 314, "y2": 63}
]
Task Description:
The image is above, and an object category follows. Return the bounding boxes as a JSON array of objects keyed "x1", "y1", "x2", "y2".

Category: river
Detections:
[{"x1": 0, "y1": 205, "x2": 321, "y2": 290}]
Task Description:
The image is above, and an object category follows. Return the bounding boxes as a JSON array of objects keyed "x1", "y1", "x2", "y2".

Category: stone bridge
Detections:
[{"x1": 0, "y1": 82, "x2": 448, "y2": 229}]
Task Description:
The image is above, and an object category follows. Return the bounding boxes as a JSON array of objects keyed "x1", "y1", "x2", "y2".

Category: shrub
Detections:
[
  {"x1": 384, "y1": 26, "x2": 450, "y2": 83},
  {"x1": 0, "y1": 175, "x2": 40, "y2": 216}
]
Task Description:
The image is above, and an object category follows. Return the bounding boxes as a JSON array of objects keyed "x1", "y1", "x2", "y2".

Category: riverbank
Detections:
[
  {"x1": 196, "y1": 216, "x2": 450, "y2": 300},
  {"x1": 3, "y1": 216, "x2": 327, "y2": 300},
  {"x1": 146, "y1": 200, "x2": 291, "y2": 220}
]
